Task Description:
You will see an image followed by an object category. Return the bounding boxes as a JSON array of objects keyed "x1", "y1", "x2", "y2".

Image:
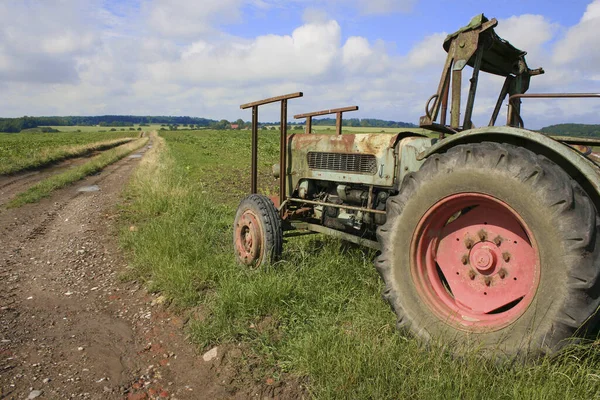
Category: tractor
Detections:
[{"x1": 234, "y1": 14, "x2": 600, "y2": 357}]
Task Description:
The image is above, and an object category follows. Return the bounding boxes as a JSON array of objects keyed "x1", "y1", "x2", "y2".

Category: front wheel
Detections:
[
  {"x1": 233, "y1": 194, "x2": 283, "y2": 268},
  {"x1": 376, "y1": 142, "x2": 600, "y2": 357}
]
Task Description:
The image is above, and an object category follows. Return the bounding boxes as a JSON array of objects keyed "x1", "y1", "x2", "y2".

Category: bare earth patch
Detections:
[{"x1": 0, "y1": 145, "x2": 263, "y2": 399}]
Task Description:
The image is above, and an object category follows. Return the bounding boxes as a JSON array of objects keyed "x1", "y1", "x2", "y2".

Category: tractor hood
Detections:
[
  {"x1": 287, "y1": 132, "x2": 433, "y2": 192},
  {"x1": 288, "y1": 133, "x2": 399, "y2": 189}
]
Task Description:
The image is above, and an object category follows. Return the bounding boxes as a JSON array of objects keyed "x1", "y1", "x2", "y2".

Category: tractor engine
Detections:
[
  {"x1": 295, "y1": 180, "x2": 388, "y2": 230},
  {"x1": 285, "y1": 132, "x2": 433, "y2": 234}
]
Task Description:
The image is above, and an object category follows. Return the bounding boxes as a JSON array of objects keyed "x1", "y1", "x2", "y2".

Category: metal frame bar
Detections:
[
  {"x1": 290, "y1": 222, "x2": 381, "y2": 250},
  {"x1": 294, "y1": 106, "x2": 359, "y2": 135},
  {"x1": 240, "y1": 92, "x2": 303, "y2": 211},
  {"x1": 507, "y1": 93, "x2": 600, "y2": 128},
  {"x1": 288, "y1": 197, "x2": 386, "y2": 215}
]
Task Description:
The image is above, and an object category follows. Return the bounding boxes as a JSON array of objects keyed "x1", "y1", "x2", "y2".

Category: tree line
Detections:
[
  {"x1": 0, "y1": 116, "x2": 218, "y2": 133},
  {"x1": 0, "y1": 115, "x2": 418, "y2": 133}
]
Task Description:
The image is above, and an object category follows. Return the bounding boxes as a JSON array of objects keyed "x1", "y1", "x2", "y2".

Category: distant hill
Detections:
[{"x1": 539, "y1": 123, "x2": 600, "y2": 138}]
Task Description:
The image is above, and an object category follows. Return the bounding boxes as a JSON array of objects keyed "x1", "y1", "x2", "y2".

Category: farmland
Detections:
[
  {"x1": 120, "y1": 129, "x2": 600, "y2": 399},
  {"x1": 0, "y1": 130, "x2": 138, "y2": 174}
]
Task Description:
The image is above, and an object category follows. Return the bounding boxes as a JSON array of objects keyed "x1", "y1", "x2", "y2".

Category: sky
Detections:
[{"x1": 0, "y1": 0, "x2": 599, "y2": 128}]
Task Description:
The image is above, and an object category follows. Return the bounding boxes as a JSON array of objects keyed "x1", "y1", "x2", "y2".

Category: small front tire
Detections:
[{"x1": 233, "y1": 194, "x2": 283, "y2": 267}]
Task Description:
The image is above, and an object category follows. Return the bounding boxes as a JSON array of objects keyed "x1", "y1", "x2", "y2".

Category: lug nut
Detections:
[
  {"x1": 468, "y1": 270, "x2": 476, "y2": 280},
  {"x1": 502, "y1": 252, "x2": 511, "y2": 262},
  {"x1": 461, "y1": 255, "x2": 469, "y2": 265},
  {"x1": 478, "y1": 230, "x2": 487, "y2": 241},
  {"x1": 493, "y1": 236, "x2": 502, "y2": 246},
  {"x1": 498, "y1": 269, "x2": 506, "y2": 279},
  {"x1": 484, "y1": 277, "x2": 492, "y2": 287},
  {"x1": 465, "y1": 238, "x2": 474, "y2": 249}
]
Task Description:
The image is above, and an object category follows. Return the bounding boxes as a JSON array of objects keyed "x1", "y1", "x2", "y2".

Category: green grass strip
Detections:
[
  {"x1": 0, "y1": 136, "x2": 136, "y2": 175},
  {"x1": 7, "y1": 137, "x2": 149, "y2": 208}
]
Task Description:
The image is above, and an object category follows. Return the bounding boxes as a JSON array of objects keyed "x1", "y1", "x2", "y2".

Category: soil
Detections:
[
  {"x1": 0, "y1": 153, "x2": 101, "y2": 206},
  {"x1": 0, "y1": 146, "x2": 303, "y2": 399}
]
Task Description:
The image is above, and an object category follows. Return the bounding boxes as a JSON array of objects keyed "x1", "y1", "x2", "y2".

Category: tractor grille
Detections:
[{"x1": 307, "y1": 152, "x2": 377, "y2": 174}]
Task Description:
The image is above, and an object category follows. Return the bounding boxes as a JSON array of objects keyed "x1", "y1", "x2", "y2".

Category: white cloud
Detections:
[
  {"x1": 495, "y1": 14, "x2": 557, "y2": 59},
  {"x1": 355, "y1": 0, "x2": 415, "y2": 15},
  {"x1": 406, "y1": 33, "x2": 447, "y2": 68},
  {"x1": 143, "y1": 0, "x2": 244, "y2": 39},
  {"x1": 553, "y1": 0, "x2": 600, "y2": 69},
  {"x1": 151, "y1": 20, "x2": 342, "y2": 85}
]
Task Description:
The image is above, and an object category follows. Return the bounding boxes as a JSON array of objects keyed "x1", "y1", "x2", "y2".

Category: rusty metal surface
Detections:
[
  {"x1": 420, "y1": 14, "x2": 543, "y2": 136},
  {"x1": 417, "y1": 125, "x2": 600, "y2": 195},
  {"x1": 240, "y1": 92, "x2": 303, "y2": 109},
  {"x1": 290, "y1": 222, "x2": 381, "y2": 250},
  {"x1": 294, "y1": 106, "x2": 359, "y2": 119},
  {"x1": 251, "y1": 106, "x2": 258, "y2": 193},
  {"x1": 507, "y1": 93, "x2": 600, "y2": 128},
  {"x1": 396, "y1": 137, "x2": 436, "y2": 185},
  {"x1": 240, "y1": 93, "x2": 304, "y2": 213},
  {"x1": 551, "y1": 136, "x2": 600, "y2": 146},
  {"x1": 288, "y1": 133, "x2": 400, "y2": 190},
  {"x1": 287, "y1": 197, "x2": 387, "y2": 215},
  {"x1": 294, "y1": 106, "x2": 358, "y2": 135},
  {"x1": 279, "y1": 99, "x2": 288, "y2": 211}
]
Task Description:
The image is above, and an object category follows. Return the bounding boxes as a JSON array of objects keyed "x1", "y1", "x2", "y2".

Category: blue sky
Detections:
[
  {"x1": 227, "y1": 0, "x2": 589, "y2": 50},
  {"x1": 0, "y1": 0, "x2": 598, "y2": 128}
]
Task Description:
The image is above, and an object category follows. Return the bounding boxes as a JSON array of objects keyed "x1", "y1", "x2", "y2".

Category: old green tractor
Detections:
[{"x1": 234, "y1": 14, "x2": 600, "y2": 357}]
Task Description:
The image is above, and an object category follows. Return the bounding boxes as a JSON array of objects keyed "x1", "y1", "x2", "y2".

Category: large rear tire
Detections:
[{"x1": 376, "y1": 142, "x2": 600, "y2": 357}]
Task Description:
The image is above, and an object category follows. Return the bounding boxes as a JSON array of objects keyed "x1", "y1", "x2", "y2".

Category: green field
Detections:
[
  {"x1": 120, "y1": 129, "x2": 600, "y2": 399},
  {"x1": 0, "y1": 130, "x2": 138, "y2": 174},
  {"x1": 46, "y1": 125, "x2": 154, "y2": 132}
]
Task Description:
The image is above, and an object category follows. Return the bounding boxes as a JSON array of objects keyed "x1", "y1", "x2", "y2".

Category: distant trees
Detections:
[
  {"x1": 540, "y1": 124, "x2": 600, "y2": 137},
  {"x1": 212, "y1": 119, "x2": 230, "y2": 130},
  {"x1": 0, "y1": 114, "x2": 438, "y2": 134},
  {"x1": 0, "y1": 115, "x2": 218, "y2": 133}
]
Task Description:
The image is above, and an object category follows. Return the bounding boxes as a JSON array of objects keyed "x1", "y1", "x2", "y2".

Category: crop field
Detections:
[
  {"x1": 0, "y1": 130, "x2": 138, "y2": 174},
  {"x1": 120, "y1": 129, "x2": 600, "y2": 399}
]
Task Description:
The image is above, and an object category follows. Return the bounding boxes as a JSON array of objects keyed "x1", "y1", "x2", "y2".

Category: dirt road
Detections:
[{"x1": 0, "y1": 146, "x2": 239, "y2": 399}]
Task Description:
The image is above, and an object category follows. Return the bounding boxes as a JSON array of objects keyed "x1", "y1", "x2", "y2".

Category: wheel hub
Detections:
[
  {"x1": 411, "y1": 193, "x2": 540, "y2": 331},
  {"x1": 470, "y1": 243, "x2": 498, "y2": 274},
  {"x1": 234, "y1": 211, "x2": 262, "y2": 265}
]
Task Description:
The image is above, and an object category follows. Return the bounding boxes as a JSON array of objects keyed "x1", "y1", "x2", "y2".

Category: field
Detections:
[
  {"x1": 0, "y1": 130, "x2": 138, "y2": 174},
  {"x1": 120, "y1": 129, "x2": 600, "y2": 399}
]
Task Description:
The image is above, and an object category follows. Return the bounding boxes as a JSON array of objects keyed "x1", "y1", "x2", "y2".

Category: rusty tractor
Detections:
[{"x1": 234, "y1": 14, "x2": 600, "y2": 357}]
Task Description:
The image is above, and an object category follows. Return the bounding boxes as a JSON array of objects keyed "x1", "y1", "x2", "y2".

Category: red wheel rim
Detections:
[
  {"x1": 411, "y1": 193, "x2": 540, "y2": 331},
  {"x1": 235, "y1": 211, "x2": 263, "y2": 266}
]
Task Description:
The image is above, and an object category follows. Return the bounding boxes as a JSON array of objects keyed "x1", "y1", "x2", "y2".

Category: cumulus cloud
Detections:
[
  {"x1": 0, "y1": 0, "x2": 101, "y2": 84},
  {"x1": 553, "y1": 0, "x2": 600, "y2": 69},
  {"x1": 143, "y1": 0, "x2": 244, "y2": 39},
  {"x1": 153, "y1": 20, "x2": 342, "y2": 86}
]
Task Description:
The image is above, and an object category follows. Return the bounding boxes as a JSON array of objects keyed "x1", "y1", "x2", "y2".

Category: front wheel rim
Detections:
[
  {"x1": 410, "y1": 193, "x2": 541, "y2": 331},
  {"x1": 235, "y1": 210, "x2": 262, "y2": 265}
]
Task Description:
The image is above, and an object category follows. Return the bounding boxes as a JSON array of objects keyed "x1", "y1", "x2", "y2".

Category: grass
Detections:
[
  {"x1": 120, "y1": 129, "x2": 600, "y2": 399},
  {"x1": 0, "y1": 130, "x2": 139, "y2": 175},
  {"x1": 7, "y1": 136, "x2": 149, "y2": 207}
]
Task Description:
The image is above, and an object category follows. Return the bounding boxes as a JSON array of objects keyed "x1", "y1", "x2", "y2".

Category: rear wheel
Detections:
[
  {"x1": 234, "y1": 194, "x2": 283, "y2": 267},
  {"x1": 376, "y1": 142, "x2": 600, "y2": 356}
]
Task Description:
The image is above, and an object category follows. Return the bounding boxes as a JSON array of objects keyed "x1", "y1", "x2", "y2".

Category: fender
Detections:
[{"x1": 418, "y1": 126, "x2": 600, "y2": 207}]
